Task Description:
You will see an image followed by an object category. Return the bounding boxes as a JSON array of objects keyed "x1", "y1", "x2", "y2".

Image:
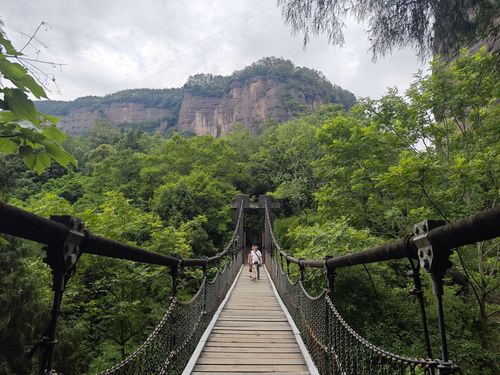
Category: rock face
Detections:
[
  {"x1": 37, "y1": 58, "x2": 356, "y2": 136},
  {"x1": 57, "y1": 103, "x2": 175, "y2": 135},
  {"x1": 178, "y1": 77, "x2": 322, "y2": 136},
  {"x1": 53, "y1": 78, "x2": 326, "y2": 136}
]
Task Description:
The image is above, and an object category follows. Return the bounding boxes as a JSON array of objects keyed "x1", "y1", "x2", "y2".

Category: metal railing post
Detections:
[
  {"x1": 325, "y1": 256, "x2": 335, "y2": 297},
  {"x1": 170, "y1": 257, "x2": 181, "y2": 297},
  {"x1": 299, "y1": 260, "x2": 305, "y2": 282},
  {"x1": 202, "y1": 256, "x2": 208, "y2": 314},
  {"x1": 406, "y1": 231, "x2": 434, "y2": 361},
  {"x1": 31, "y1": 215, "x2": 84, "y2": 374},
  {"x1": 413, "y1": 220, "x2": 457, "y2": 374}
]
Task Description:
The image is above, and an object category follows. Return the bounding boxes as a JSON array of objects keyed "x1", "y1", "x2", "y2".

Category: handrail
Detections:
[
  {"x1": 265, "y1": 200, "x2": 500, "y2": 374},
  {"x1": 266, "y1": 202, "x2": 500, "y2": 269},
  {"x1": 270, "y1": 257, "x2": 441, "y2": 373},
  {"x1": 0, "y1": 198, "x2": 245, "y2": 374},
  {"x1": 0, "y1": 199, "x2": 244, "y2": 268}
]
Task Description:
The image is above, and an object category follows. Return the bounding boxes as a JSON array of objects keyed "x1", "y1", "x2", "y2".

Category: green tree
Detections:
[
  {"x1": 152, "y1": 171, "x2": 237, "y2": 252},
  {"x1": 375, "y1": 50, "x2": 499, "y2": 357}
]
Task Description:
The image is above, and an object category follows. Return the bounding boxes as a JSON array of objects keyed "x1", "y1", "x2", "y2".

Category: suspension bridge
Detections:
[{"x1": 0, "y1": 194, "x2": 499, "y2": 374}]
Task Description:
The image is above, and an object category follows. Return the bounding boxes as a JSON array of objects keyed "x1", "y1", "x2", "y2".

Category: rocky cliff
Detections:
[
  {"x1": 36, "y1": 57, "x2": 356, "y2": 136},
  {"x1": 55, "y1": 102, "x2": 176, "y2": 134},
  {"x1": 178, "y1": 77, "x2": 324, "y2": 136}
]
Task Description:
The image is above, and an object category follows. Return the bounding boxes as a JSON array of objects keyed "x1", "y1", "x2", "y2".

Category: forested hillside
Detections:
[
  {"x1": 35, "y1": 57, "x2": 356, "y2": 136},
  {"x1": 1, "y1": 49, "x2": 499, "y2": 374}
]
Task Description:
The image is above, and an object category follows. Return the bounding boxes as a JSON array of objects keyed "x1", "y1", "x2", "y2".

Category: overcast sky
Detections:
[{"x1": 3, "y1": 0, "x2": 426, "y2": 101}]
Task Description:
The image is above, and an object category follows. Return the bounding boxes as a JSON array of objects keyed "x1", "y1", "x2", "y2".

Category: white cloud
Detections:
[{"x1": 2, "y1": 0, "x2": 425, "y2": 101}]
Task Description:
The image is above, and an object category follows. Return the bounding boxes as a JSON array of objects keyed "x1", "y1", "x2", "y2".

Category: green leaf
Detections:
[
  {"x1": 42, "y1": 140, "x2": 77, "y2": 168},
  {"x1": 36, "y1": 152, "x2": 52, "y2": 173},
  {"x1": 0, "y1": 110, "x2": 16, "y2": 122},
  {"x1": 19, "y1": 74, "x2": 47, "y2": 99},
  {"x1": 42, "y1": 125, "x2": 66, "y2": 142},
  {"x1": 40, "y1": 113, "x2": 60, "y2": 124},
  {"x1": 21, "y1": 151, "x2": 35, "y2": 169},
  {"x1": 0, "y1": 32, "x2": 19, "y2": 56},
  {"x1": 3, "y1": 88, "x2": 38, "y2": 124},
  {"x1": 0, "y1": 57, "x2": 46, "y2": 98},
  {"x1": 0, "y1": 58, "x2": 26, "y2": 81},
  {"x1": 22, "y1": 151, "x2": 52, "y2": 174},
  {"x1": 18, "y1": 144, "x2": 34, "y2": 157},
  {"x1": 0, "y1": 138, "x2": 18, "y2": 153}
]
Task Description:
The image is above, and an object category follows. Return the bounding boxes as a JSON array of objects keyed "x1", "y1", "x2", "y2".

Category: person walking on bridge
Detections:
[
  {"x1": 250, "y1": 245, "x2": 262, "y2": 280},
  {"x1": 247, "y1": 250, "x2": 253, "y2": 278}
]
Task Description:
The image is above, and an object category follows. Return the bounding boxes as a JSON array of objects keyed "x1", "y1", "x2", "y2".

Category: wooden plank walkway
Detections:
[{"x1": 191, "y1": 266, "x2": 310, "y2": 375}]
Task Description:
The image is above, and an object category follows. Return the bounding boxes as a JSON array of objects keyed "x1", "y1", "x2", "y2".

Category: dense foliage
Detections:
[{"x1": 0, "y1": 49, "x2": 498, "y2": 374}]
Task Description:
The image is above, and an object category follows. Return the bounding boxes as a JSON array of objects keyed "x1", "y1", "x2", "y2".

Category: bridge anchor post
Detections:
[
  {"x1": 406, "y1": 240, "x2": 433, "y2": 359},
  {"x1": 230, "y1": 194, "x2": 248, "y2": 254},
  {"x1": 413, "y1": 220, "x2": 458, "y2": 374},
  {"x1": 325, "y1": 256, "x2": 335, "y2": 297},
  {"x1": 299, "y1": 259, "x2": 305, "y2": 282},
  {"x1": 31, "y1": 215, "x2": 85, "y2": 375}
]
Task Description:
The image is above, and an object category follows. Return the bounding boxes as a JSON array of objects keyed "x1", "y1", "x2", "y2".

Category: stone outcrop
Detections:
[
  {"x1": 57, "y1": 103, "x2": 175, "y2": 135},
  {"x1": 177, "y1": 77, "x2": 322, "y2": 136}
]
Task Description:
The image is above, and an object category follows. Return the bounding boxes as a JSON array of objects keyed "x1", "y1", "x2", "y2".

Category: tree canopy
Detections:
[{"x1": 276, "y1": 0, "x2": 499, "y2": 59}]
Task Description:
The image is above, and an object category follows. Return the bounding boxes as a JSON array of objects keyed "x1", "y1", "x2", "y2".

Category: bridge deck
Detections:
[{"x1": 191, "y1": 266, "x2": 310, "y2": 374}]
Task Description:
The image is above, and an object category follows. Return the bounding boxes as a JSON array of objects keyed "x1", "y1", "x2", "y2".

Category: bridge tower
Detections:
[{"x1": 230, "y1": 194, "x2": 280, "y2": 262}]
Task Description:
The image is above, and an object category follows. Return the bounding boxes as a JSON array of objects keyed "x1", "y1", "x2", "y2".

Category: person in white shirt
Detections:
[{"x1": 250, "y1": 245, "x2": 262, "y2": 280}]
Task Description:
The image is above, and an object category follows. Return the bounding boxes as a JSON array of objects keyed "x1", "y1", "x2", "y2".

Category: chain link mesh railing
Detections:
[
  {"x1": 99, "y1": 252, "x2": 242, "y2": 374},
  {"x1": 98, "y1": 201, "x2": 245, "y2": 374},
  {"x1": 3, "y1": 197, "x2": 496, "y2": 374},
  {"x1": 268, "y1": 257, "x2": 440, "y2": 375}
]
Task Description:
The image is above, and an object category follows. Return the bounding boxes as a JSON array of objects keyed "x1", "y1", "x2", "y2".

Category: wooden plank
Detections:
[
  {"x1": 197, "y1": 358, "x2": 305, "y2": 365},
  {"x1": 208, "y1": 337, "x2": 295, "y2": 343},
  {"x1": 216, "y1": 321, "x2": 291, "y2": 327},
  {"x1": 209, "y1": 334, "x2": 295, "y2": 341},
  {"x1": 220, "y1": 308, "x2": 285, "y2": 317},
  {"x1": 218, "y1": 318, "x2": 287, "y2": 322},
  {"x1": 200, "y1": 353, "x2": 304, "y2": 359},
  {"x1": 213, "y1": 326, "x2": 292, "y2": 331},
  {"x1": 202, "y1": 347, "x2": 302, "y2": 353},
  {"x1": 213, "y1": 327, "x2": 295, "y2": 336},
  {"x1": 205, "y1": 342, "x2": 299, "y2": 348},
  {"x1": 193, "y1": 374, "x2": 307, "y2": 375},
  {"x1": 209, "y1": 331, "x2": 294, "y2": 337},
  {"x1": 227, "y1": 300, "x2": 281, "y2": 310},
  {"x1": 190, "y1": 266, "x2": 311, "y2": 375},
  {"x1": 193, "y1": 365, "x2": 309, "y2": 372},
  {"x1": 224, "y1": 306, "x2": 281, "y2": 309}
]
